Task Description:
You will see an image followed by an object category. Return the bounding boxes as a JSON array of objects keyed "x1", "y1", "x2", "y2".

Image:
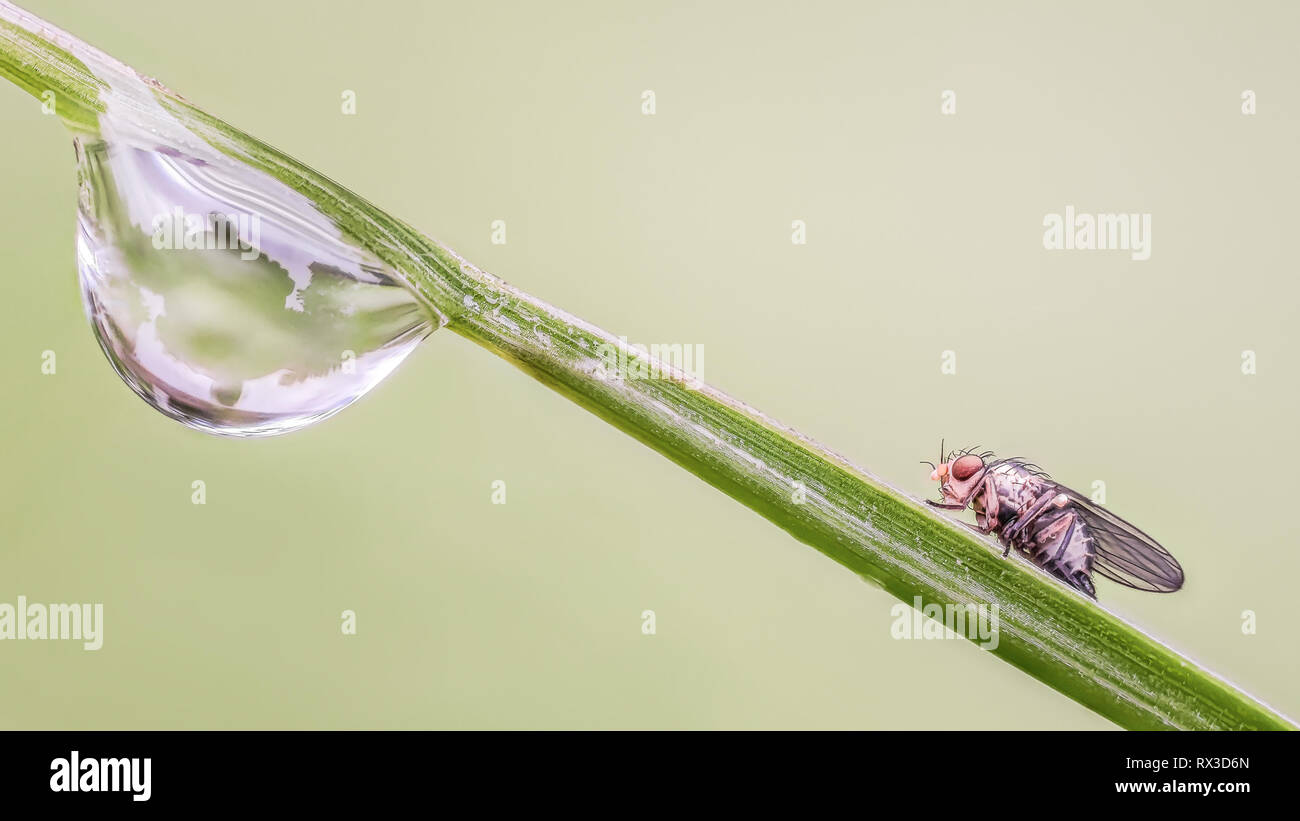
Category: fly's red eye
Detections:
[{"x1": 951, "y1": 454, "x2": 983, "y2": 480}]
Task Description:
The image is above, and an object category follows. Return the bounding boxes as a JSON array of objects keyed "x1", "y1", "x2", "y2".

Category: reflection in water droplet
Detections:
[{"x1": 74, "y1": 133, "x2": 435, "y2": 437}]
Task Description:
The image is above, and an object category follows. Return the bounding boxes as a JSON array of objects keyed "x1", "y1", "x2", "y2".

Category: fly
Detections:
[{"x1": 922, "y1": 443, "x2": 1183, "y2": 598}]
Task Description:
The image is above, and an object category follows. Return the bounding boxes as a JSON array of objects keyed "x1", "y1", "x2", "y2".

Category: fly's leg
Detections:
[
  {"x1": 926, "y1": 474, "x2": 1004, "y2": 545},
  {"x1": 1002, "y1": 490, "x2": 1067, "y2": 543},
  {"x1": 960, "y1": 475, "x2": 1011, "y2": 555},
  {"x1": 925, "y1": 500, "x2": 967, "y2": 510}
]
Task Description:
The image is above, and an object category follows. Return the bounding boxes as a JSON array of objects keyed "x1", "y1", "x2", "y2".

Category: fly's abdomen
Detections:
[{"x1": 1023, "y1": 507, "x2": 1097, "y2": 596}]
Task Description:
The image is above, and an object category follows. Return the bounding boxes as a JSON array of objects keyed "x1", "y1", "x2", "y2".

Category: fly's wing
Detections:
[{"x1": 1060, "y1": 487, "x2": 1184, "y2": 592}]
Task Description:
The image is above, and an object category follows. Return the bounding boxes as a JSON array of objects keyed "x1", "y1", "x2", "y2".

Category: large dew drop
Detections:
[{"x1": 74, "y1": 133, "x2": 435, "y2": 437}]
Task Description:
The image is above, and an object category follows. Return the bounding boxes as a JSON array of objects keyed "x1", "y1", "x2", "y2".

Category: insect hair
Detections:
[
  {"x1": 944, "y1": 444, "x2": 997, "y2": 464},
  {"x1": 988, "y1": 455, "x2": 1052, "y2": 480}
]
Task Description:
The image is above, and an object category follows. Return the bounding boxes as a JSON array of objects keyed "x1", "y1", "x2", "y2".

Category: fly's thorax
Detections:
[{"x1": 989, "y1": 463, "x2": 1050, "y2": 514}]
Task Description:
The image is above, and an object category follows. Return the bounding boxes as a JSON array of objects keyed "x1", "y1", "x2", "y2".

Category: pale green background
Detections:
[{"x1": 1, "y1": 0, "x2": 1296, "y2": 729}]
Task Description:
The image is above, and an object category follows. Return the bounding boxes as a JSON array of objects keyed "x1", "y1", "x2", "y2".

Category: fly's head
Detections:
[{"x1": 923, "y1": 443, "x2": 988, "y2": 506}]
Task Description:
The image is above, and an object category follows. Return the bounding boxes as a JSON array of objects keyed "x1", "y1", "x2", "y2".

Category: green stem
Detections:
[{"x1": 1, "y1": 0, "x2": 1291, "y2": 729}]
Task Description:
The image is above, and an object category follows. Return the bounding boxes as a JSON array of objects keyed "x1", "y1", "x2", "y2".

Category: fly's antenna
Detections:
[{"x1": 920, "y1": 461, "x2": 937, "y2": 470}]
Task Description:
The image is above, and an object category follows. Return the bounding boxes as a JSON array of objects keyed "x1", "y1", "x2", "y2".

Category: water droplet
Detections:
[{"x1": 74, "y1": 132, "x2": 434, "y2": 436}]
